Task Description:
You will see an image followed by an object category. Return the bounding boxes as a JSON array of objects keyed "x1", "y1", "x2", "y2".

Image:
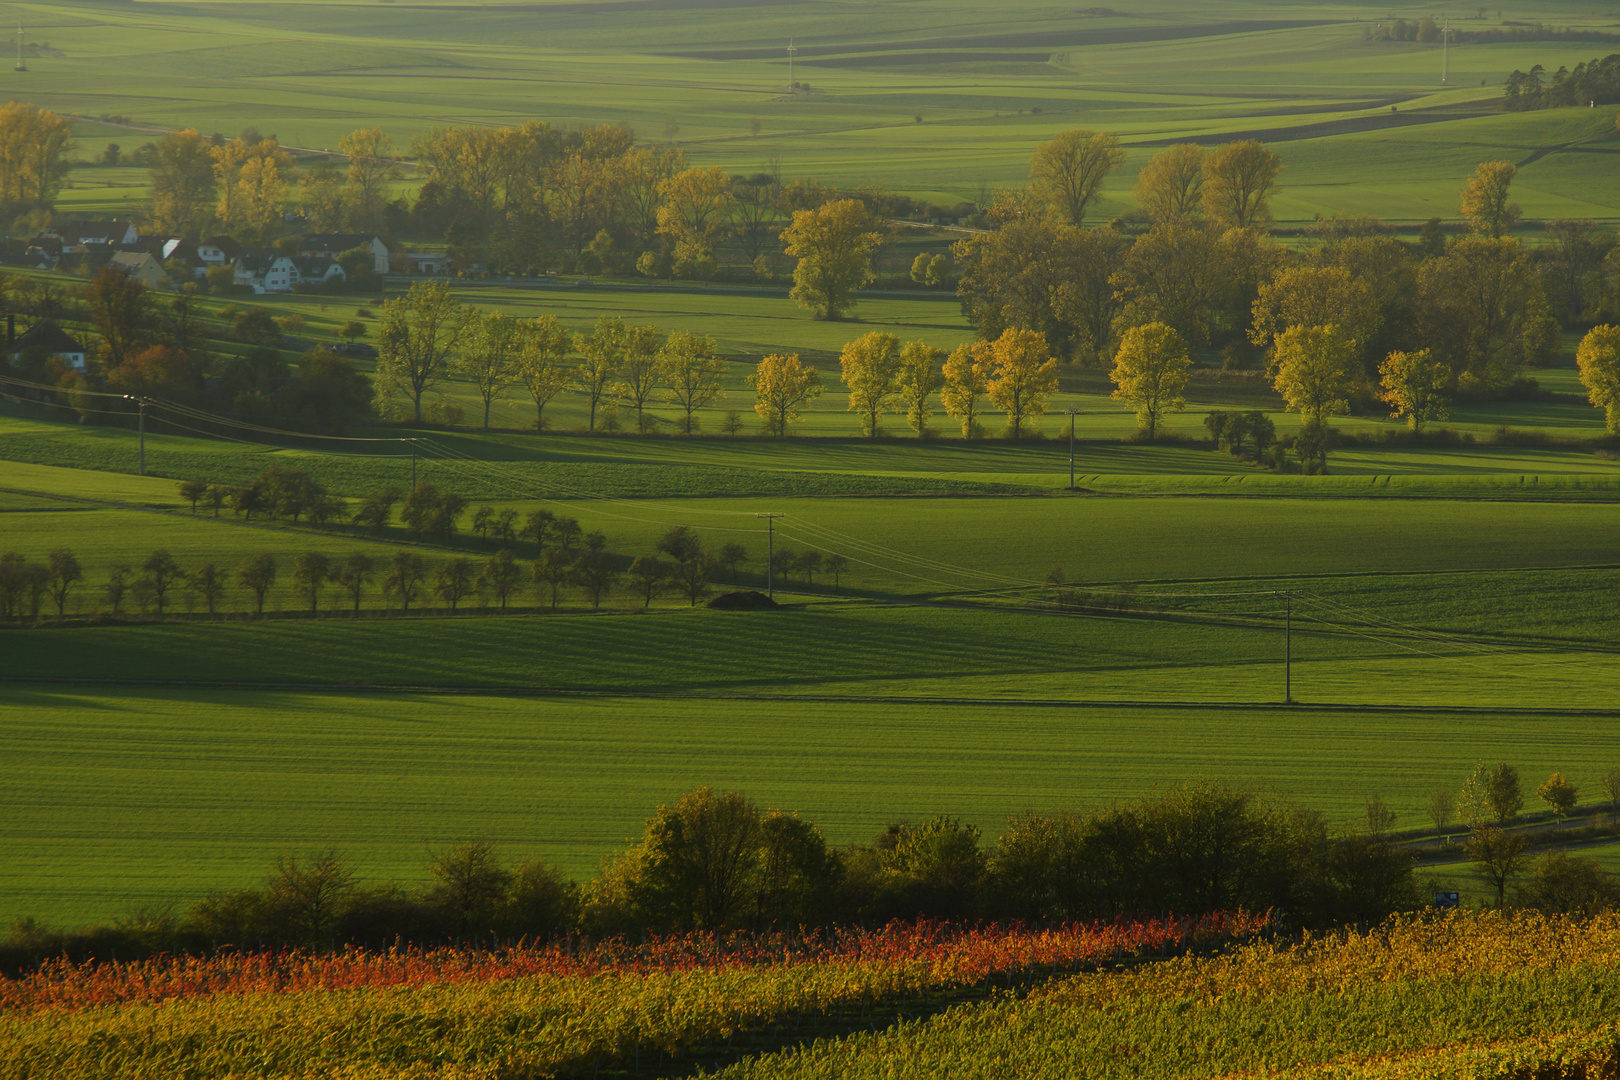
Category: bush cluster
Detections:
[{"x1": 1, "y1": 780, "x2": 1424, "y2": 973}]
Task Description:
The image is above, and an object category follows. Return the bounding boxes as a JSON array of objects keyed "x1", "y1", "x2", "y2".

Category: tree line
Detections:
[
  {"x1": 1503, "y1": 54, "x2": 1620, "y2": 111},
  {"x1": 0, "y1": 469, "x2": 853, "y2": 619},
  {"x1": 1, "y1": 780, "x2": 1432, "y2": 971}
]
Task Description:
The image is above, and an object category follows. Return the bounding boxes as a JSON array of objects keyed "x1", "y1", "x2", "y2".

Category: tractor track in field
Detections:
[{"x1": 6, "y1": 675, "x2": 1620, "y2": 717}]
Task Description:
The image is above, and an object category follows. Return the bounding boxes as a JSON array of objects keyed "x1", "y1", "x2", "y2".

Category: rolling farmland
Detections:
[{"x1": 3, "y1": 0, "x2": 1620, "y2": 1072}]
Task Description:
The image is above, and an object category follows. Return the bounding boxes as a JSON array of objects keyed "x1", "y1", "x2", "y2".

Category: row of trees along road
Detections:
[
  {"x1": 1419, "y1": 762, "x2": 1620, "y2": 909},
  {"x1": 1, "y1": 491, "x2": 852, "y2": 618}
]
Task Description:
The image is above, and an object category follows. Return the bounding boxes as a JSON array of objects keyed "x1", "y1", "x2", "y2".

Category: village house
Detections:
[
  {"x1": 298, "y1": 233, "x2": 390, "y2": 274},
  {"x1": 10, "y1": 319, "x2": 88, "y2": 371},
  {"x1": 233, "y1": 250, "x2": 348, "y2": 293},
  {"x1": 49, "y1": 220, "x2": 140, "y2": 252},
  {"x1": 109, "y1": 251, "x2": 171, "y2": 290},
  {"x1": 234, "y1": 251, "x2": 299, "y2": 293}
]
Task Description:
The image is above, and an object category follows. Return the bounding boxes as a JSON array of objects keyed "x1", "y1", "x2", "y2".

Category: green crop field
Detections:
[
  {"x1": 5, "y1": 685, "x2": 1617, "y2": 924},
  {"x1": 13, "y1": 0, "x2": 1620, "y2": 222},
  {"x1": 7, "y1": 439, "x2": 1620, "y2": 919}
]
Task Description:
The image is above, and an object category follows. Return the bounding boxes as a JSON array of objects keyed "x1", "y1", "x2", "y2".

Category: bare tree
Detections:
[
  {"x1": 1466, "y1": 825, "x2": 1530, "y2": 908},
  {"x1": 46, "y1": 548, "x2": 81, "y2": 617},
  {"x1": 265, "y1": 849, "x2": 355, "y2": 948},
  {"x1": 141, "y1": 549, "x2": 183, "y2": 617},
  {"x1": 235, "y1": 553, "x2": 277, "y2": 616}
]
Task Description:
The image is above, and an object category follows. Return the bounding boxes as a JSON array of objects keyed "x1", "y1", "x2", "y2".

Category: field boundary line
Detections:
[{"x1": 7, "y1": 677, "x2": 1620, "y2": 718}]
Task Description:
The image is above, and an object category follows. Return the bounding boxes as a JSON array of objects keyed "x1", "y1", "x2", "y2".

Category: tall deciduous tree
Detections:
[
  {"x1": 781, "y1": 199, "x2": 884, "y2": 321},
  {"x1": 1537, "y1": 772, "x2": 1578, "y2": 821},
  {"x1": 534, "y1": 548, "x2": 571, "y2": 610},
  {"x1": 1270, "y1": 324, "x2": 1358, "y2": 428},
  {"x1": 896, "y1": 339, "x2": 945, "y2": 438},
  {"x1": 517, "y1": 314, "x2": 573, "y2": 431},
  {"x1": 941, "y1": 340, "x2": 993, "y2": 438},
  {"x1": 292, "y1": 551, "x2": 331, "y2": 615},
  {"x1": 657, "y1": 166, "x2": 733, "y2": 276},
  {"x1": 576, "y1": 315, "x2": 626, "y2": 432},
  {"x1": 749, "y1": 353, "x2": 823, "y2": 436},
  {"x1": 839, "y1": 331, "x2": 902, "y2": 437},
  {"x1": 1110, "y1": 322, "x2": 1191, "y2": 440},
  {"x1": 1576, "y1": 324, "x2": 1620, "y2": 433},
  {"x1": 1134, "y1": 143, "x2": 1204, "y2": 223},
  {"x1": 235, "y1": 553, "x2": 277, "y2": 616},
  {"x1": 953, "y1": 221, "x2": 1128, "y2": 364},
  {"x1": 1110, "y1": 223, "x2": 1224, "y2": 346},
  {"x1": 986, "y1": 329, "x2": 1058, "y2": 439},
  {"x1": 615, "y1": 323, "x2": 666, "y2": 433},
  {"x1": 0, "y1": 102, "x2": 73, "y2": 213},
  {"x1": 621, "y1": 144, "x2": 687, "y2": 252},
  {"x1": 85, "y1": 266, "x2": 151, "y2": 370},
  {"x1": 1202, "y1": 140, "x2": 1283, "y2": 229},
  {"x1": 1460, "y1": 160, "x2": 1521, "y2": 238},
  {"x1": 384, "y1": 551, "x2": 426, "y2": 613},
  {"x1": 627, "y1": 554, "x2": 672, "y2": 608},
  {"x1": 434, "y1": 557, "x2": 478, "y2": 612},
  {"x1": 1029, "y1": 129, "x2": 1124, "y2": 225},
  {"x1": 1466, "y1": 825, "x2": 1529, "y2": 908},
  {"x1": 338, "y1": 127, "x2": 400, "y2": 231},
  {"x1": 334, "y1": 552, "x2": 374, "y2": 615},
  {"x1": 658, "y1": 331, "x2": 726, "y2": 434},
  {"x1": 1378, "y1": 348, "x2": 1453, "y2": 432},
  {"x1": 45, "y1": 548, "x2": 81, "y2": 618},
  {"x1": 375, "y1": 281, "x2": 472, "y2": 424},
  {"x1": 1250, "y1": 266, "x2": 1381, "y2": 367},
  {"x1": 146, "y1": 128, "x2": 216, "y2": 236},
  {"x1": 211, "y1": 136, "x2": 292, "y2": 240},
  {"x1": 1417, "y1": 237, "x2": 1553, "y2": 392},
  {"x1": 459, "y1": 311, "x2": 522, "y2": 430}
]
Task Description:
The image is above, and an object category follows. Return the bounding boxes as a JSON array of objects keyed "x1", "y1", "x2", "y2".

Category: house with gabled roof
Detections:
[
  {"x1": 291, "y1": 255, "x2": 346, "y2": 288},
  {"x1": 234, "y1": 250, "x2": 299, "y2": 293},
  {"x1": 109, "y1": 251, "x2": 171, "y2": 290},
  {"x1": 52, "y1": 220, "x2": 140, "y2": 251},
  {"x1": 11, "y1": 319, "x2": 87, "y2": 370},
  {"x1": 298, "y1": 233, "x2": 390, "y2": 274}
]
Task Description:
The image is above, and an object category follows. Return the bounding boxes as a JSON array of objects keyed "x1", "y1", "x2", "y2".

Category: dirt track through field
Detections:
[
  {"x1": 1129, "y1": 98, "x2": 1500, "y2": 146},
  {"x1": 657, "y1": 20, "x2": 1336, "y2": 60}
]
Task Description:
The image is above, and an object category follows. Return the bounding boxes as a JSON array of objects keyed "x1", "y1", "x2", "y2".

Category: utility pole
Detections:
[
  {"x1": 1441, "y1": 19, "x2": 1452, "y2": 84},
  {"x1": 1283, "y1": 591, "x2": 1294, "y2": 704},
  {"x1": 125, "y1": 395, "x2": 146, "y2": 476},
  {"x1": 786, "y1": 39, "x2": 796, "y2": 93},
  {"x1": 14, "y1": 24, "x2": 25, "y2": 73},
  {"x1": 757, "y1": 513, "x2": 784, "y2": 597},
  {"x1": 1067, "y1": 407, "x2": 1077, "y2": 491}
]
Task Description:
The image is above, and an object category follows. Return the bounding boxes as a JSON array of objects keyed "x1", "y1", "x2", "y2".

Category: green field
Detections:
[
  {"x1": 16, "y1": 0, "x2": 1620, "y2": 223},
  {"x1": 6, "y1": 685, "x2": 1618, "y2": 924},
  {"x1": 7, "y1": 439, "x2": 1620, "y2": 921}
]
